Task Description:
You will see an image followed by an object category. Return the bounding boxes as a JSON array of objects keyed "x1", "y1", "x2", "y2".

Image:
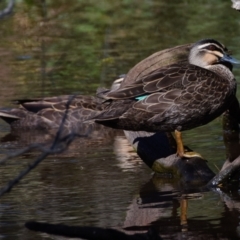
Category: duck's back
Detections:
[{"x1": 94, "y1": 63, "x2": 237, "y2": 132}]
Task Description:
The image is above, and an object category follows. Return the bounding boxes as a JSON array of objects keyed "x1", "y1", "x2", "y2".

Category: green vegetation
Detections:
[{"x1": 0, "y1": 0, "x2": 239, "y2": 100}]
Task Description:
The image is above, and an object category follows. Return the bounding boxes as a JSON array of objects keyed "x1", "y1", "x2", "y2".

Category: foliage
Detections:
[{"x1": 0, "y1": 0, "x2": 239, "y2": 99}]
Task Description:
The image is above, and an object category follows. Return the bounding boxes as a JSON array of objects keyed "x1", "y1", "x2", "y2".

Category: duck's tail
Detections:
[{"x1": 0, "y1": 110, "x2": 21, "y2": 125}]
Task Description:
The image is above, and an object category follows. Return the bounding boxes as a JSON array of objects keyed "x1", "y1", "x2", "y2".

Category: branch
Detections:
[
  {"x1": 208, "y1": 156, "x2": 240, "y2": 187},
  {"x1": 0, "y1": 0, "x2": 14, "y2": 19}
]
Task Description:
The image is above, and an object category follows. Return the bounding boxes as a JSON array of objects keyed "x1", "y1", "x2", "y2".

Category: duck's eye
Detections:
[{"x1": 206, "y1": 45, "x2": 217, "y2": 51}]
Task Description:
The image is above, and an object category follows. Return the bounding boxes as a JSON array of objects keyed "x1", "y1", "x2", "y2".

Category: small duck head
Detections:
[{"x1": 189, "y1": 39, "x2": 239, "y2": 69}]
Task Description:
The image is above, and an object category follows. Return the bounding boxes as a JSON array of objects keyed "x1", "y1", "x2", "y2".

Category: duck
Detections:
[
  {"x1": 0, "y1": 95, "x2": 107, "y2": 132},
  {"x1": 91, "y1": 39, "x2": 240, "y2": 158}
]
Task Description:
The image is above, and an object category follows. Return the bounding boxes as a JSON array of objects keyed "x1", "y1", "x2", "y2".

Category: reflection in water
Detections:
[
  {"x1": 114, "y1": 135, "x2": 143, "y2": 172},
  {"x1": 123, "y1": 177, "x2": 240, "y2": 239},
  {"x1": 1, "y1": 126, "x2": 240, "y2": 239}
]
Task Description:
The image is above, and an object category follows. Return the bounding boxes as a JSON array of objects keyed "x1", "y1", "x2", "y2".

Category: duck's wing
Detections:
[
  {"x1": 105, "y1": 63, "x2": 213, "y2": 100},
  {"x1": 135, "y1": 66, "x2": 232, "y2": 116},
  {"x1": 17, "y1": 95, "x2": 104, "y2": 113},
  {"x1": 96, "y1": 64, "x2": 232, "y2": 124},
  {"x1": 119, "y1": 43, "x2": 191, "y2": 88},
  {"x1": 14, "y1": 95, "x2": 74, "y2": 113}
]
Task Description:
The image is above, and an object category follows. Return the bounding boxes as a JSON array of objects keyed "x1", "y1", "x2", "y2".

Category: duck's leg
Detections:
[{"x1": 174, "y1": 130, "x2": 203, "y2": 158}]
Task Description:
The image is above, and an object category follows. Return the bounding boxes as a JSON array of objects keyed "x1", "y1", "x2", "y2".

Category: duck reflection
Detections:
[
  {"x1": 122, "y1": 175, "x2": 240, "y2": 239},
  {"x1": 24, "y1": 175, "x2": 240, "y2": 239},
  {"x1": 113, "y1": 135, "x2": 143, "y2": 172}
]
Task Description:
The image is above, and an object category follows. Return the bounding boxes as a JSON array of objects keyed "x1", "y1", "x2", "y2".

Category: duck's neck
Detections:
[{"x1": 206, "y1": 64, "x2": 235, "y2": 81}]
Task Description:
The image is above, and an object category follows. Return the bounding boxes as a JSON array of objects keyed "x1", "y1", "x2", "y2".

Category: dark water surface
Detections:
[{"x1": 1, "y1": 1, "x2": 240, "y2": 239}]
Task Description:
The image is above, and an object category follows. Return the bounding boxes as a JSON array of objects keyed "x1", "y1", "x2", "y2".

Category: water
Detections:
[{"x1": 0, "y1": 0, "x2": 240, "y2": 239}]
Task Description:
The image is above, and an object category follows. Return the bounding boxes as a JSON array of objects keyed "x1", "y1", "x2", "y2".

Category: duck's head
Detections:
[{"x1": 189, "y1": 39, "x2": 239, "y2": 69}]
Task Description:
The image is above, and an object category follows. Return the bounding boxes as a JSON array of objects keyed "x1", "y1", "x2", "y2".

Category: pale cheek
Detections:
[{"x1": 203, "y1": 54, "x2": 218, "y2": 64}]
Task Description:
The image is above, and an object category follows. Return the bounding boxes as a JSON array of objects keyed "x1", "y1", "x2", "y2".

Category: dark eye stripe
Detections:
[{"x1": 201, "y1": 43, "x2": 224, "y2": 54}]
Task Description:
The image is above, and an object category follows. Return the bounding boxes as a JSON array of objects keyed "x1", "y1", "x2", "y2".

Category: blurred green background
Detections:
[{"x1": 0, "y1": 0, "x2": 239, "y2": 101}]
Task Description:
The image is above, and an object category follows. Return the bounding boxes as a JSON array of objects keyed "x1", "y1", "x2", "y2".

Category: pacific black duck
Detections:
[
  {"x1": 92, "y1": 39, "x2": 240, "y2": 158},
  {"x1": 0, "y1": 95, "x2": 107, "y2": 132}
]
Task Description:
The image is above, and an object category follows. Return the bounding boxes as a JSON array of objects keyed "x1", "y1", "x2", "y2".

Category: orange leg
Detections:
[{"x1": 175, "y1": 130, "x2": 203, "y2": 158}]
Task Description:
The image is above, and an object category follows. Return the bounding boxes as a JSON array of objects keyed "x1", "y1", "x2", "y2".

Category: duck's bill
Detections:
[{"x1": 221, "y1": 54, "x2": 240, "y2": 64}]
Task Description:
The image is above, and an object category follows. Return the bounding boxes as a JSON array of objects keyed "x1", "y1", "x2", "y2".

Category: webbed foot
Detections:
[
  {"x1": 174, "y1": 129, "x2": 203, "y2": 159},
  {"x1": 178, "y1": 151, "x2": 203, "y2": 159}
]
